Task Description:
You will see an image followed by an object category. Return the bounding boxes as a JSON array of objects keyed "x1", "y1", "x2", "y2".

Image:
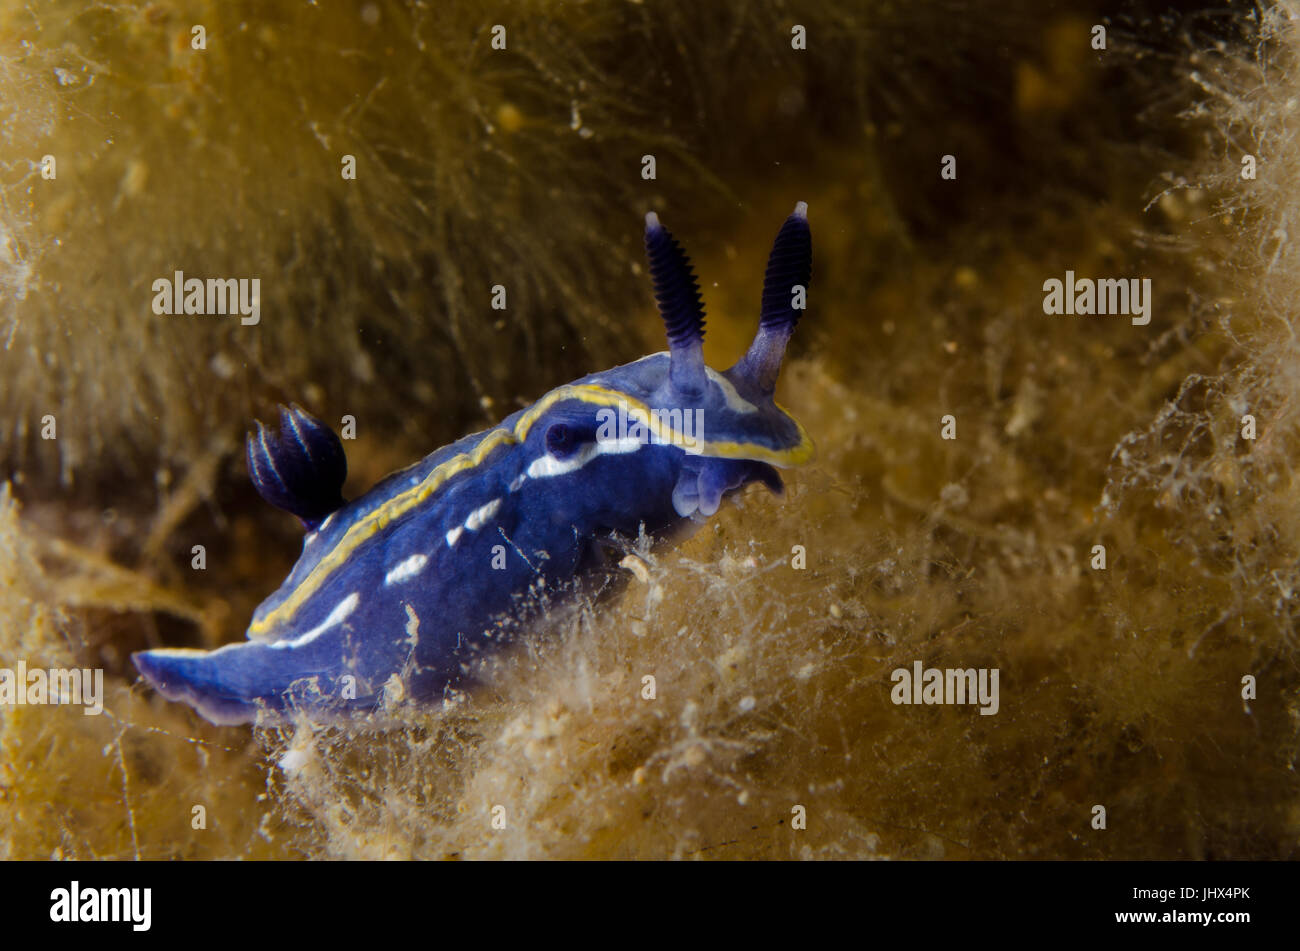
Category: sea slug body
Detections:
[{"x1": 133, "y1": 204, "x2": 815, "y2": 724}]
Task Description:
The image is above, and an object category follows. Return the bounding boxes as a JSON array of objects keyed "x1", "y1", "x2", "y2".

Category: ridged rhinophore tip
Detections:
[
  {"x1": 731, "y1": 202, "x2": 813, "y2": 394},
  {"x1": 643, "y1": 209, "x2": 708, "y2": 391}
]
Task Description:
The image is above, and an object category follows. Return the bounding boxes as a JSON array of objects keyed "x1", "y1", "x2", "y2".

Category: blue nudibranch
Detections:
[{"x1": 133, "y1": 204, "x2": 814, "y2": 724}]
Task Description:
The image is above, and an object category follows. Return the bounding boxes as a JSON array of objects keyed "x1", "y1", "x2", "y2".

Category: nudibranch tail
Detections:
[
  {"x1": 734, "y1": 201, "x2": 812, "y2": 394},
  {"x1": 133, "y1": 590, "x2": 405, "y2": 724},
  {"x1": 644, "y1": 211, "x2": 707, "y2": 395},
  {"x1": 133, "y1": 644, "x2": 316, "y2": 726},
  {"x1": 246, "y1": 403, "x2": 348, "y2": 529}
]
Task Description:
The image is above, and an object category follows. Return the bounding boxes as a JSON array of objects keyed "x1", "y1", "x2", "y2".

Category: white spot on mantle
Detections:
[
  {"x1": 384, "y1": 553, "x2": 428, "y2": 586},
  {"x1": 465, "y1": 497, "x2": 502, "y2": 531}
]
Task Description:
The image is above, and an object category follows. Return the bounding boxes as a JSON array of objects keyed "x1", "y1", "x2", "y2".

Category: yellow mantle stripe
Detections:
[{"x1": 249, "y1": 383, "x2": 813, "y2": 636}]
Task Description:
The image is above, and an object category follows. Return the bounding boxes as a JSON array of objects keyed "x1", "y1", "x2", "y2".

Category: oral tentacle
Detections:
[
  {"x1": 697, "y1": 459, "x2": 745, "y2": 516},
  {"x1": 672, "y1": 463, "x2": 702, "y2": 517},
  {"x1": 672, "y1": 457, "x2": 786, "y2": 519}
]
